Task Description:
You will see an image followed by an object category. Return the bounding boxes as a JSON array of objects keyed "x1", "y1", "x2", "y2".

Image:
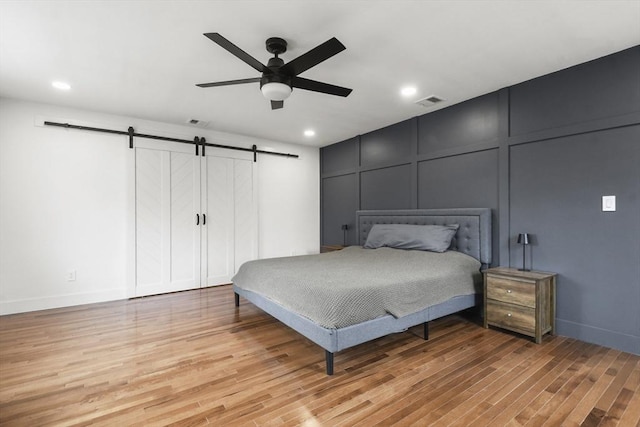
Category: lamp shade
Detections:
[
  {"x1": 517, "y1": 233, "x2": 530, "y2": 245},
  {"x1": 261, "y1": 82, "x2": 292, "y2": 101}
]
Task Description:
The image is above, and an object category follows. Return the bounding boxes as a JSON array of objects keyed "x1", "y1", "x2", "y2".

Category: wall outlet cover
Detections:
[{"x1": 602, "y1": 195, "x2": 616, "y2": 212}]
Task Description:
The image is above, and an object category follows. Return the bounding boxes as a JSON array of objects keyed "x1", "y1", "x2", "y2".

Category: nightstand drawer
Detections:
[
  {"x1": 486, "y1": 276, "x2": 535, "y2": 308},
  {"x1": 486, "y1": 300, "x2": 535, "y2": 333}
]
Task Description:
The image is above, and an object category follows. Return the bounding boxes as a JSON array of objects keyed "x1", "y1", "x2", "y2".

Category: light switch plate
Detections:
[{"x1": 602, "y1": 195, "x2": 616, "y2": 212}]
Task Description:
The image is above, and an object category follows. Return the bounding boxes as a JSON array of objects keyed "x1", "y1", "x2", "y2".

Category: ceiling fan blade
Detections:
[
  {"x1": 271, "y1": 100, "x2": 284, "y2": 110},
  {"x1": 196, "y1": 77, "x2": 261, "y2": 88},
  {"x1": 204, "y1": 33, "x2": 269, "y2": 73},
  {"x1": 280, "y1": 37, "x2": 346, "y2": 76},
  {"x1": 292, "y1": 77, "x2": 352, "y2": 97}
]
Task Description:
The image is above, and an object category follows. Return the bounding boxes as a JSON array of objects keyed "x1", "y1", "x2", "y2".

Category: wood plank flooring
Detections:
[{"x1": 1, "y1": 285, "x2": 638, "y2": 426}]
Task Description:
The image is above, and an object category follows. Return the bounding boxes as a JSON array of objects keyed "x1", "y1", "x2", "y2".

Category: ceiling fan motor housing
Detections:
[
  {"x1": 260, "y1": 73, "x2": 292, "y2": 88},
  {"x1": 265, "y1": 37, "x2": 287, "y2": 55},
  {"x1": 261, "y1": 57, "x2": 292, "y2": 88}
]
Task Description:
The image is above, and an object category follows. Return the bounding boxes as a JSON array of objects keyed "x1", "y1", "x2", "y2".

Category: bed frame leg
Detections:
[
  {"x1": 423, "y1": 321, "x2": 429, "y2": 340},
  {"x1": 234, "y1": 292, "x2": 239, "y2": 307},
  {"x1": 325, "y1": 350, "x2": 334, "y2": 375}
]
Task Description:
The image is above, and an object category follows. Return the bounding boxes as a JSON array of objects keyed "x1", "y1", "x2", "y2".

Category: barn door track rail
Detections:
[{"x1": 44, "y1": 121, "x2": 299, "y2": 161}]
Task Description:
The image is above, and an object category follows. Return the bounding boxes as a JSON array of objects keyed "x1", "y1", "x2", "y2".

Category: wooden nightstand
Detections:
[{"x1": 483, "y1": 267, "x2": 557, "y2": 344}]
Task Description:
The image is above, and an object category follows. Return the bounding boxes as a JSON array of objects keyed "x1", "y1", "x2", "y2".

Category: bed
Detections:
[{"x1": 232, "y1": 208, "x2": 492, "y2": 375}]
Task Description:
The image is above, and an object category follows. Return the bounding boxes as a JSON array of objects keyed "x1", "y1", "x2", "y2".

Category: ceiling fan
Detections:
[{"x1": 196, "y1": 33, "x2": 352, "y2": 110}]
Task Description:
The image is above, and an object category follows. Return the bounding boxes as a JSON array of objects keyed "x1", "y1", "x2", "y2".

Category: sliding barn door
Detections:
[
  {"x1": 135, "y1": 144, "x2": 257, "y2": 295},
  {"x1": 135, "y1": 146, "x2": 201, "y2": 297},
  {"x1": 201, "y1": 151, "x2": 257, "y2": 286}
]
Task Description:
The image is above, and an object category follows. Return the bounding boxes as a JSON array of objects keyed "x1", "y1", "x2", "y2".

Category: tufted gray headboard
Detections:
[{"x1": 356, "y1": 208, "x2": 492, "y2": 265}]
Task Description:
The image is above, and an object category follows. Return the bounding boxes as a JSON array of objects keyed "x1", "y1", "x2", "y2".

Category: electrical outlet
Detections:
[
  {"x1": 602, "y1": 195, "x2": 616, "y2": 212},
  {"x1": 67, "y1": 270, "x2": 76, "y2": 281}
]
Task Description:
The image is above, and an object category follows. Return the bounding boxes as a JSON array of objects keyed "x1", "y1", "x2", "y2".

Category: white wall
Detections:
[{"x1": 0, "y1": 98, "x2": 319, "y2": 314}]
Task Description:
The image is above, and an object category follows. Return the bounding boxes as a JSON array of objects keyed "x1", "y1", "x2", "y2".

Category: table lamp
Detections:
[{"x1": 517, "y1": 233, "x2": 530, "y2": 271}]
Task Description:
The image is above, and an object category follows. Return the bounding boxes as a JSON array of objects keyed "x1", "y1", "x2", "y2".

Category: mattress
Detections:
[{"x1": 231, "y1": 246, "x2": 482, "y2": 329}]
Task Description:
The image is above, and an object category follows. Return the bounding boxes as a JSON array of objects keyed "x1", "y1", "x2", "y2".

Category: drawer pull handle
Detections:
[
  {"x1": 507, "y1": 313, "x2": 512, "y2": 317},
  {"x1": 507, "y1": 290, "x2": 512, "y2": 293}
]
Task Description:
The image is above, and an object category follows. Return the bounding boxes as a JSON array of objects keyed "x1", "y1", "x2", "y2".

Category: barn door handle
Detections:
[
  {"x1": 203, "y1": 214, "x2": 206, "y2": 225},
  {"x1": 196, "y1": 214, "x2": 200, "y2": 225}
]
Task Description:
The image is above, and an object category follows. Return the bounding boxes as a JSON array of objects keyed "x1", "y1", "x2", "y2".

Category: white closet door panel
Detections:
[
  {"x1": 135, "y1": 147, "x2": 200, "y2": 297},
  {"x1": 234, "y1": 159, "x2": 257, "y2": 271},
  {"x1": 170, "y1": 152, "x2": 201, "y2": 289},
  {"x1": 135, "y1": 148, "x2": 170, "y2": 295},
  {"x1": 202, "y1": 155, "x2": 234, "y2": 286}
]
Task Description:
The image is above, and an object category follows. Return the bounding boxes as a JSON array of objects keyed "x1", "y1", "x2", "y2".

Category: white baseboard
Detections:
[{"x1": 0, "y1": 288, "x2": 127, "y2": 315}]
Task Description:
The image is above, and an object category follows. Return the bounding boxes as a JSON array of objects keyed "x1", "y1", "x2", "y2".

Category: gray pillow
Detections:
[{"x1": 363, "y1": 223, "x2": 459, "y2": 252}]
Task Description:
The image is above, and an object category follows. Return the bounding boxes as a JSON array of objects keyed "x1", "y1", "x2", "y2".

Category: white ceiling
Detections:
[{"x1": 1, "y1": 1, "x2": 639, "y2": 147}]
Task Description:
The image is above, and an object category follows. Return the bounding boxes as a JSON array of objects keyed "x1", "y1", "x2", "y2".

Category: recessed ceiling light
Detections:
[
  {"x1": 52, "y1": 81, "x2": 71, "y2": 90},
  {"x1": 304, "y1": 129, "x2": 315, "y2": 137},
  {"x1": 400, "y1": 86, "x2": 417, "y2": 97}
]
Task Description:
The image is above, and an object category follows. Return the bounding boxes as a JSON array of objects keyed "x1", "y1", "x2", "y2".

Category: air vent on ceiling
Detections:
[
  {"x1": 186, "y1": 118, "x2": 209, "y2": 127},
  {"x1": 415, "y1": 95, "x2": 445, "y2": 108}
]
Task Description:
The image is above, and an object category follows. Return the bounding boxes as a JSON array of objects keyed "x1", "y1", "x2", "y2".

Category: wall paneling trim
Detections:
[{"x1": 320, "y1": 46, "x2": 640, "y2": 355}]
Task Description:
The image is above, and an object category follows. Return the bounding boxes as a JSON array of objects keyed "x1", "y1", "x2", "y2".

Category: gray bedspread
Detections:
[{"x1": 232, "y1": 246, "x2": 482, "y2": 329}]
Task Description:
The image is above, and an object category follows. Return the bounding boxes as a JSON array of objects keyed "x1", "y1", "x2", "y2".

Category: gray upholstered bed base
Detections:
[
  {"x1": 233, "y1": 285, "x2": 481, "y2": 374},
  {"x1": 233, "y1": 208, "x2": 492, "y2": 375}
]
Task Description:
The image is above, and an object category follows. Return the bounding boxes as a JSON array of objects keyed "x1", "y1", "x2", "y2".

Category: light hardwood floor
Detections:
[{"x1": 1, "y1": 285, "x2": 638, "y2": 426}]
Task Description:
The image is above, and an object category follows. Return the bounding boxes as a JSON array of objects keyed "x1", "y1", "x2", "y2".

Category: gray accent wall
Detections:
[{"x1": 320, "y1": 46, "x2": 640, "y2": 355}]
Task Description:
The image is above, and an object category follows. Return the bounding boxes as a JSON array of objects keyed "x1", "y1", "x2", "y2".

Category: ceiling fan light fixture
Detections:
[{"x1": 261, "y1": 82, "x2": 292, "y2": 101}]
